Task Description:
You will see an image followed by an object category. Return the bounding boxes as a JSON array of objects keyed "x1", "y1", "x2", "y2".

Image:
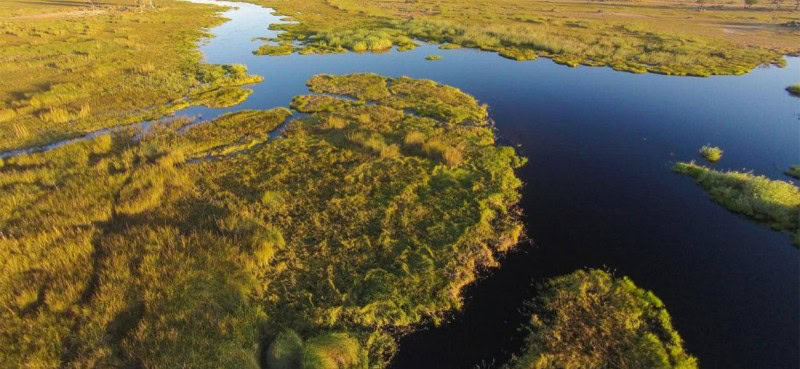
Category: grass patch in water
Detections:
[
  {"x1": 786, "y1": 165, "x2": 800, "y2": 179},
  {"x1": 674, "y1": 161, "x2": 800, "y2": 246},
  {"x1": 254, "y1": 42, "x2": 295, "y2": 56},
  {"x1": 506, "y1": 269, "x2": 698, "y2": 369},
  {"x1": 190, "y1": 87, "x2": 254, "y2": 108},
  {"x1": 425, "y1": 54, "x2": 443, "y2": 61},
  {"x1": 787, "y1": 83, "x2": 800, "y2": 97},
  {"x1": 0, "y1": 74, "x2": 526, "y2": 368},
  {"x1": 699, "y1": 145, "x2": 723, "y2": 162}
]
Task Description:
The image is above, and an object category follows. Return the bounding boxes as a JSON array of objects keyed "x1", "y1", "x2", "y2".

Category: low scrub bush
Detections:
[{"x1": 506, "y1": 269, "x2": 698, "y2": 369}]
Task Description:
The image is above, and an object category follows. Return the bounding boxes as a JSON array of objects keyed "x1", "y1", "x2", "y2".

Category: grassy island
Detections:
[
  {"x1": 787, "y1": 83, "x2": 800, "y2": 97},
  {"x1": 674, "y1": 161, "x2": 800, "y2": 246},
  {"x1": 0, "y1": 74, "x2": 526, "y2": 368},
  {"x1": 699, "y1": 145, "x2": 723, "y2": 163},
  {"x1": 251, "y1": 0, "x2": 798, "y2": 76},
  {"x1": 507, "y1": 270, "x2": 698, "y2": 369}
]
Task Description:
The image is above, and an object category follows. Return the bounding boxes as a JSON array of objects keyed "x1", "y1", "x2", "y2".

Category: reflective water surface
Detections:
[{"x1": 160, "y1": 1, "x2": 800, "y2": 368}]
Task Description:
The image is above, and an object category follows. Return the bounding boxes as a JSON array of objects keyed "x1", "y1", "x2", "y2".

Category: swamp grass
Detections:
[
  {"x1": 0, "y1": 74, "x2": 527, "y2": 368},
  {"x1": 506, "y1": 269, "x2": 697, "y2": 369},
  {"x1": 699, "y1": 145, "x2": 723, "y2": 162},
  {"x1": 674, "y1": 161, "x2": 800, "y2": 246},
  {"x1": 787, "y1": 165, "x2": 800, "y2": 179},
  {"x1": 0, "y1": 0, "x2": 263, "y2": 153},
  {"x1": 787, "y1": 83, "x2": 800, "y2": 96},
  {"x1": 251, "y1": 0, "x2": 799, "y2": 76},
  {"x1": 425, "y1": 54, "x2": 443, "y2": 61}
]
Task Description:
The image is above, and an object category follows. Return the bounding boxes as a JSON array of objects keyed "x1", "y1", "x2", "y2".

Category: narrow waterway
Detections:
[{"x1": 26, "y1": 1, "x2": 800, "y2": 368}]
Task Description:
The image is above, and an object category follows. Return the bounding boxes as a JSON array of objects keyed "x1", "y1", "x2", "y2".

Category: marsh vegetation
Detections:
[
  {"x1": 506, "y1": 270, "x2": 697, "y2": 369},
  {"x1": 251, "y1": 0, "x2": 799, "y2": 76},
  {"x1": 699, "y1": 145, "x2": 723, "y2": 162},
  {"x1": 674, "y1": 161, "x2": 800, "y2": 246},
  {"x1": 0, "y1": 74, "x2": 527, "y2": 368},
  {"x1": 0, "y1": 0, "x2": 262, "y2": 152}
]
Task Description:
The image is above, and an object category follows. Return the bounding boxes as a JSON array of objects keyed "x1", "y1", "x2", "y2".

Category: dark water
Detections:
[{"x1": 184, "y1": 1, "x2": 800, "y2": 368}]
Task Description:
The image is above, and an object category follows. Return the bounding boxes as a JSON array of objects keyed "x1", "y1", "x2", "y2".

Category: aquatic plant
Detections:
[
  {"x1": 190, "y1": 87, "x2": 253, "y2": 108},
  {"x1": 787, "y1": 83, "x2": 800, "y2": 97},
  {"x1": 674, "y1": 161, "x2": 800, "y2": 246},
  {"x1": 699, "y1": 145, "x2": 723, "y2": 162},
  {"x1": 506, "y1": 269, "x2": 698, "y2": 369},
  {"x1": 787, "y1": 165, "x2": 800, "y2": 179},
  {"x1": 425, "y1": 54, "x2": 443, "y2": 61},
  {"x1": 254, "y1": 42, "x2": 295, "y2": 56}
]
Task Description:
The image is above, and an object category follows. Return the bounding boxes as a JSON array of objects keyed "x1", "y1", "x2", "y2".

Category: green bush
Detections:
[
  {"x1": 699, "y1": 145, "x2": 723, "y2": 162},
  {"x1": 303, "y1": 333, "x2": 364, "y2": 369},
  {"x1": 506, "y1": 270, "x2": 698, "y2": 369},
  {"x1": 267, "y1": 330, "x2": 305, "y2": 369}
]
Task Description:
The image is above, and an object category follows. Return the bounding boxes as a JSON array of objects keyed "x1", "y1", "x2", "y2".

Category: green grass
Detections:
[
  {"x1": 699, "y1": 145, "x2": 723, "y2": 162},
  {"x1": 251, "y1": 0, "x2": 797, "y2": 76},
  {"x1": 786, "y1": 165, "x2": 800, "y2": 179},
  {"x1": 506, "y1": 269, "x2": 697, "y2": 369},
  {"x1": 254, "y1": 42, "x2": 295, "y2": 56},
  {"x1": 674, "y1": 161, "x2": 800, "y2": 246},
  {"x1": 787, "y1": 83, "x2": 800, "y2": 97},
  {"x1": 0, "y1": 74, "x2": 526, "y2": 368},
  {"x1": 425, "y1": 54, "x2": 443, "y2": 61},
  {"x1": 0, "y1": 0, "x2": 263, "y2": 153},
  {"x1": 190, "y1": 87, "x2": 254, "y2": 108}
]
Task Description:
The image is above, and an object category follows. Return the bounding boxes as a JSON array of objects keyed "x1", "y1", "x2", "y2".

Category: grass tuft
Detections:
[{"x1": 699, "y1": 145, "x2": 723, "y2": 162}]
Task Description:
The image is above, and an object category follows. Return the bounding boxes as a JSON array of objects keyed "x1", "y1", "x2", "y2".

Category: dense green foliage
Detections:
[
  {"x1": 674, "y1": 161, "x2": 800, "y2": 246},
  {"x1": 787, "y1": 165, "x2": 800, "y2": 179},
  {"x1": 787, "y1": 83, "x2": 800, "y2": 97},
  {"x1": 699, "y1": 145, "x2": 723, "y2": 162},
  {"x1": 252, "y1": 0, "x2": 798, "y2": 76},
  {"x1": 0, "y1": 0, "x2": 263, "y2": 152},
  {"x1": 0, "y1": 75, "x2": 525, "y2": 368},
  {"x1": 425, "y1": 55, "x2": 443, "y2": 61},
  {"x1": 507, "y1": 270, "x2": 698, "y2": 369}
]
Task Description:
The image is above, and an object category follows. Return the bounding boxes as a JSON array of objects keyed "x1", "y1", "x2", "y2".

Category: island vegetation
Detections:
[
  {"x1": 787, "y1": 165, "x2": 800, "y2": 179},
  {"x1": 251, "y1": 0, "x2": 799, "y2": 76},
  {"x1": 506, "y1": 269, "x2": 698, "y2": 369},
  {"x1": 0, "y1": 74, "x2": 528, "y2": 368},
  {"x1": 674, "y1": 161, "x2": 800, "y2": 246},
  {"x1": 787, "y1": 83, "x2": 800, "y2": 96},
  {"x1": 699, "y1": 145, "x2": 723, "y2": 162},
  {"x1": 425, "y1": 55, "x2": 443, "y2": 61}
]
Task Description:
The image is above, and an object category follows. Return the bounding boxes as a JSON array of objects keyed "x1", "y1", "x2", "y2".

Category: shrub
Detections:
[
  {"x1": 302, "y1": 333, "x2": 363, "y2": 369},
  {"x1": 507, "y1": 269, "x2": 698, "y2": 369},
  {"x1": 787, "y1": 83, "x2": 800, "y2": 97},
  {"x1": 442, "y1": 147, "x2": 463, "y2": 166},
  {"x1": 425, "y1": 54, "x2": 442, "y2": 61},
  {"x1": 267, "y1": 330, "x2": 305, "y2": 369},
  {"x1": 699, "y1": 145, "x2": 723, "y2": 162},
  {"x1": 324, "y1": 116, "x2": 349, "y2": 130},
  {"x1": 39, "y1": 107, "x2": 71, "y2": 123},
  {"x1": 403, "y1": 131, "x2": 426, "y2": 146}
]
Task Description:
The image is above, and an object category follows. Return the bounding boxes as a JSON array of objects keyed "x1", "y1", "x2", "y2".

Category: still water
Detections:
[{"x1": 177, "y1": 1, "x2": 800, "y2": 368}]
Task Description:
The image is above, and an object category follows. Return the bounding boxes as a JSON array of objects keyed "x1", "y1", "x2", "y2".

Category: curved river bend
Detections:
[{"x1": 140, "y1": 1, "x2": 800, "y2": 368}]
